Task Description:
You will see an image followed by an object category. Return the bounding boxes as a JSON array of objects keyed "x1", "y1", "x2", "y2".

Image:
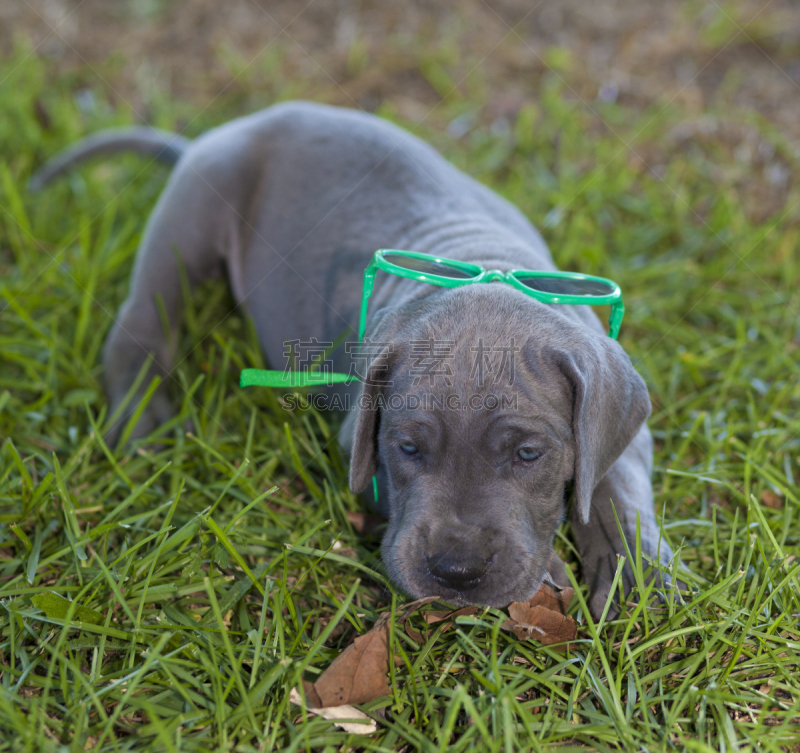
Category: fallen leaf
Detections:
[
  {"x1": 505, "y1": 604, "x2": 577, "y2": 646},
  {"x1": 308, "y1": 613, "x2": 392, "y2": 707},
  {"x1": 405, "y1": 605, "x2": 480, "y2": 643},
  {"x1": 397, "y1": 595, "x2": 442, "y2": 619},
  {"x1": 426, "y1": 606, "x2": 480, "y2": 624},
  {"x1": 305, "y1": 597, "x2": 440, "y2": 707},
  {"x1": 404, "y1": 623, "x2": 426, "y2": 643},
  {"x1": 760, "y1": 489, "x2": 783, "y2": 509},
  {"x1": 289, "y1": 687, "x2": 377, "y2": 735},
  {"x1": 527, "y1": 582, "x2": 574, "y2": 615},
  {"x1": 503, "y1": 570, "x2": 577, "y2": 650}
]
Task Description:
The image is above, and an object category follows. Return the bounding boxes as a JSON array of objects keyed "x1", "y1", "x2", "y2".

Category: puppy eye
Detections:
[
  {"x1": 399, "y1": 441, "x2": 419, "y2": 456},
  {"x1": 517, "y1": 446, "x2": 543, "y2": 462}
]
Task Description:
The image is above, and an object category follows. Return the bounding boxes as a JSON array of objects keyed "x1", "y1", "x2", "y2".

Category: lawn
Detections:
[{"x1": 1, "y1": 25, "x2": 800, "y2": 751}]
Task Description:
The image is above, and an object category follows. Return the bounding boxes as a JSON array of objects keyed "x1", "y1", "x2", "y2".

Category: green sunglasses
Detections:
[{"x1": 240, "y1": 248, "x2": 624, "y2": 389}]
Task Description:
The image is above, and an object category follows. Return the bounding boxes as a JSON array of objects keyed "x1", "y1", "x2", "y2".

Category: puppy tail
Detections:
[{"x1": 28, "y1": 127, "x2": 190, "y2": 192}]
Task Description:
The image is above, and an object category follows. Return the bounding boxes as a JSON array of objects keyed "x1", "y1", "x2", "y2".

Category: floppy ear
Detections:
[
  {"x1": 348, "y1": 346, "x2": 399, "y2": 493},
  {"x1": 343, "y1": 305, "x2": 412, "y2": 493},
  {"x1": 552, "y1": 336, "x2": 651, "y2": 524}
]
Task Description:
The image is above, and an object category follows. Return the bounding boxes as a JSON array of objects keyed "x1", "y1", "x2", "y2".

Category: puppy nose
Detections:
[{"x1": 427, "y1": 551, "x2": 489, "y2": 590}]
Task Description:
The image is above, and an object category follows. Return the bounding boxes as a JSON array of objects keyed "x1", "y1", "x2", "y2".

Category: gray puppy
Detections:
[{"x1": 32, "y1": 102, "x2": 674, "y2": 617}]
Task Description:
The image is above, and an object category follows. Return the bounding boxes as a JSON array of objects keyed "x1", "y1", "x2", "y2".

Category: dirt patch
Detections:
[{"x1": 3, "y1": 0, "x2": 800, "y2": 143}]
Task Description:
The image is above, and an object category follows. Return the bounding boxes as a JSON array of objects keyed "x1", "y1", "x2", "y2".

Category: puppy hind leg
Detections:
[{"x1": 103, "y1": 159, "x2": 230, "y2": 445}]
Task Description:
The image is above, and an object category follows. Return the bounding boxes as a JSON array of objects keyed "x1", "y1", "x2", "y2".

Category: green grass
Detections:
[{"x1": 2, "y1": 37, "x2": 800, "y2": 752}]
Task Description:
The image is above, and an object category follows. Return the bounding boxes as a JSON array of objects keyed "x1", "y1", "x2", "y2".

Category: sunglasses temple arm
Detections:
[
  {"x1": 358, "y1": 266, "x2": 377, "y2": 342},
  {"x1": 608, "y1": 300, "x2": 625, "y2": 340}
]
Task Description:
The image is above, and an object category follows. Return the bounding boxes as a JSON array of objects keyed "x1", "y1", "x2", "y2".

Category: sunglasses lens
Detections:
[
  {"x1": 383, "y1": 253, "x2": 478, "y2": 279},
  {"x1": 518, "y1": 276, "x2": 615, "y2": 296}
]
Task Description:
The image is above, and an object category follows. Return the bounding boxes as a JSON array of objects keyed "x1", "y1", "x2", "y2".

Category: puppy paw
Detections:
[
  {"x1": 586, "y1": 553, "x2": 679, "y2": 621},
  {"x1": 104, "y1": 391, "x2": 176, "y2": 448}
]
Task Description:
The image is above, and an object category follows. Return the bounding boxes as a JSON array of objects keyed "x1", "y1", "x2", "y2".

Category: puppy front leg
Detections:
[
  {"x1": 104, "y1": 159, "x2": 229, "y2": 444},
  {"x1": 571, "y1": 426, "x2": 675, "y2": 619}
]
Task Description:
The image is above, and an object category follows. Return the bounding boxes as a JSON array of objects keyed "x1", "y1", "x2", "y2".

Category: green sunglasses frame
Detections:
[
  {"x1": 360, "y1": 249, "x2": 624, "y2": 340},
  {"x1": 240, "y1": 248, "x2": 624, "y2": 390}
]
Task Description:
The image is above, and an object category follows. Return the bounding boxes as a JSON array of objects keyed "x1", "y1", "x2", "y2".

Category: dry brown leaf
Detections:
[
  {"x1": 527, "y1": 583, "x2": 574, "y2": 615},
  {"x1": 404, "y1": 623, "x2": 426, "y2": 643},
  {"x1": 428, "y1": 606, "x2": 480, "y2": 632},
  {"x1": 506, "y1": 604, "x2": 577, "y2": 645},
  {"x1": 424, "y1": 611, "x2": 449, "y2": 624},
  {"x1": 405, "y1": 605, "x2": 480, "y2": 643},
  {"x1": 760, "y1": 490, "x2": 783, "y2": 509},
  {"x1": 400, "y1": 596, "x2": 448, "y2": 642},
  {"x1": 426, "y1": 606, "x2": 480, "y2": 625},
  {"x1": 289, "y1": 687, "x2": 377, "y2": 735},
  {"x1": 306, "y1": 614, "x2": 392, "y2": 707},
  {"x1": 303, "y1": 598, "x2": 441, "y2": 708},
  {"x1": 397, "y1": 595, "x2": 442, "y2": 620},
  {"x1": 502, "y1": 619, "x2": 534, "y2": 640},
  {"x1": 504, "y1": 578, "x2": 577, "y2": 650}
]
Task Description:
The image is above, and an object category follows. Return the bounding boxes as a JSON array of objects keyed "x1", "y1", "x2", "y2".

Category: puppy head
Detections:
[{"x1": 346, "y1": 285, "x2": 650, "y2": 607}]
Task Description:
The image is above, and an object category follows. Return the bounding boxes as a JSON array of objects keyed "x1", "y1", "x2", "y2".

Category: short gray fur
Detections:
[{"x1": 31, "y1": 102, "x2": 675, "y2": 617}]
